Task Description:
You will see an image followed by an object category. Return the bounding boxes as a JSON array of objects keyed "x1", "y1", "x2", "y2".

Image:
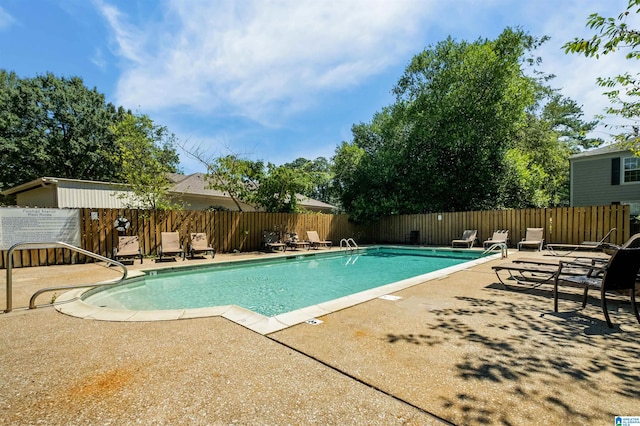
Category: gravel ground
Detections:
[{"x1": 2, "y1": 249, "x2": 639, "y2": 425}]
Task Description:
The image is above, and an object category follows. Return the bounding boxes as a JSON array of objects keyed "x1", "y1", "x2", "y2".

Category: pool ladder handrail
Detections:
[
  {"x1": 340, "y1": 238, "x2": 359, "y2": 251},
  {"x1": 4, "y1": 241, "x2": 128, "y2": 313},
  {"x1": 482, "y1": 242, "x2": 508, "y2": 259}
]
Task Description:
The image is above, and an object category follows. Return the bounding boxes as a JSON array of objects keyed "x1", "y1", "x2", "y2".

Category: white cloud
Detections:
[
  {"x1": 97, "y1": 0, "x2": 639, "y2": 154},
  {"x1": 90, "y1": 47, "x2": 107, "y2": 70},
  {"x1": 95, "y1": 0, "x2": 148, "y2": 64},
  {"x1": 534, "y1": 0, "x2": 640, "y2": 139},
  {"x1": 0, "y1": 6, "x2": 16, "y2": 30},
  {"x1": 97, "y1": 0, "x2": 433, "y2": 124}
]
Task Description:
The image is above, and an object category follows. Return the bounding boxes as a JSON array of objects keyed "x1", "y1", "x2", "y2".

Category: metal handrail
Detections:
[
  {"x1": 340, "y1": 238, "x2": 359, "y2": 251},
  {"x1": 482, "y1": 242, "x2": 508, "y2": 259},
  {"x1": 4, "y1": 241, "x2": 128, "y2": 313}
]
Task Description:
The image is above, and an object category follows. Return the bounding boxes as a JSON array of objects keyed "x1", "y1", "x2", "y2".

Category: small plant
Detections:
[{"x1": 50, "y1": 292, "x2": 58, "y2": 304}]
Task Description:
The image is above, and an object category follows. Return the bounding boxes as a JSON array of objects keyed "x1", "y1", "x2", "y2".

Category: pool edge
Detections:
[{"x1": 55, "y1": 249, "x2": 505, "y2": 334}]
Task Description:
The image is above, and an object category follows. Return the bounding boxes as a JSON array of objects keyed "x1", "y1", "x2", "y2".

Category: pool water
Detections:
[{"x1": 84, "y1": 247, "x2": 484, "y2": 317}]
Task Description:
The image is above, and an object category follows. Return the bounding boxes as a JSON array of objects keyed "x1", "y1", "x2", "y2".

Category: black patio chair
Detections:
[{"x1": 554, "y1": 247, "x2": 640, "y2": 328}]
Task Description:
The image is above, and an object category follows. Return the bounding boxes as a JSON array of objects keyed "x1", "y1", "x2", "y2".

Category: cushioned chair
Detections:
[
  {"x1": 157, "y1": 232, "x2": 185, "y2": 261},
  {"x1": 483, "y1": 230, "x2": 509, "y2": 249},
  {"x1": 452, "y1": 230, "x2": 478, "y2": 248},
  {"x1": 188, "y1": 233, "x2": 215, "y2": 258},
  {"x1": 306, "y1": 231, "x2": 332, "y2": 249},
  {"x1": 518, "y1": 228, "x2": 544, "y2": 251},
  {"x1": 554, "y1": 247, "x2": 640, "y2": 328},
  {"x1": 114, "y1": 236, "x2": 143, "y2": 264}
]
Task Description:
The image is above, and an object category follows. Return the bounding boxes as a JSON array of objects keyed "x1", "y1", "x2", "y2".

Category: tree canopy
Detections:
[
  {"x1": 110, "y1": 113, "x2": 181, "y2": 210},
  {"x1": 283, "y1": 157, "x2": 335, "y2": 205},
  {"x1": 198, "y1": 153, "x2": 326, "y2": 213},
  {"x1": 0, "y1": 71, "x2": 127, "y2": 195},
  {"x1": 563, "y1": 0, "x2": 640, "y2": 142},
  {"x1": 0, "y1": 70, "x2": 182, "y2": 207},
  {"x1": 333, "y1": 28, "x2": 599, "y2": 222}
]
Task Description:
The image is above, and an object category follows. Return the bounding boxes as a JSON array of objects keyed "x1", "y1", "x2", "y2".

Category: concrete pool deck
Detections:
[{"x1": 1, "y1": 248, "x2": 639, "y2": 424}]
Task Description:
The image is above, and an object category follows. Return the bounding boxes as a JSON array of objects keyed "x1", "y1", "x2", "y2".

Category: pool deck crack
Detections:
[{"x1": 264, "y1": 332, "x2": 455, "y2": 425}]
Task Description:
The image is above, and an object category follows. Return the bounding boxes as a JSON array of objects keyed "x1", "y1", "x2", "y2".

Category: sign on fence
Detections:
[{"x1": 0, "y1": 208, "x2": 81, "y2": 250}]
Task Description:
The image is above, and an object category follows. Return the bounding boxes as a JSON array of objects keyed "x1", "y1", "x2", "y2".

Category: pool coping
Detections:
[{"x1": 55, "y1": 248, "x2": 506, "y2": 334}]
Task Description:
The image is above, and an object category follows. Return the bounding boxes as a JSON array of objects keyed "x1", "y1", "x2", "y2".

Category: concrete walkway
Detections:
[{"x1": 1, "y1": 249, "x2": 639, "y2": 425}]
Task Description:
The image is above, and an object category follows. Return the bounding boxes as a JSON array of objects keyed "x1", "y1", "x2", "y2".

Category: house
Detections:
[
  {"x1": 570, "y1": 143, "x2": 640, "y2": 215},
  {"x1": 1, "y1": 173, "x2": 336, "y2": 213}
]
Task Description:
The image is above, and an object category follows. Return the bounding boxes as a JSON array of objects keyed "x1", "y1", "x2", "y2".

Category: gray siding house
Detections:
[{"x1": 570, "y1": 143, "x2": 640, "y2": 215}]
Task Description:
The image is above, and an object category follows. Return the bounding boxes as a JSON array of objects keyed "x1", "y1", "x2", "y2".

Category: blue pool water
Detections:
[{"x1": 84, "y1": 247, "x2": 484, "y2": 317}]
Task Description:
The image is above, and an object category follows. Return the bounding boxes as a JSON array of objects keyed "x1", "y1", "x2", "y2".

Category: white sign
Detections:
[{"x1": 0, "y1": 208, "x2": 81, "y2": 250}]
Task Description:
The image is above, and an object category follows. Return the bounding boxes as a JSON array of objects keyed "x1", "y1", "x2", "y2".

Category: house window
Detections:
[{"x1": 623, "y1": 157, "x2": 640, "y2": 183}]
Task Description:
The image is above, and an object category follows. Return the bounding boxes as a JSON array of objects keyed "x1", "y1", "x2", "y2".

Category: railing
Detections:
[
  {"x1": 482, "y1": 243, "x2": 508, "y2": 259},
  {"x1": 4, "y1": 242, "x2": 128, "y2": 313},
  {"x1": 340, "y1": 238, "x2": 359, "y2": 251}
]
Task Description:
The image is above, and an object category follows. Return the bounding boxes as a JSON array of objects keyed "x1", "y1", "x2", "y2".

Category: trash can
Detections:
[{"x1": 409, "y1": 230, "x2": 420, "y2": 245}]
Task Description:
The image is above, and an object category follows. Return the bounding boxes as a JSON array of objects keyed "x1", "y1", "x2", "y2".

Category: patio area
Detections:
[{"x1": 1, "y1": 249, "x2": 639, "y2": 425}]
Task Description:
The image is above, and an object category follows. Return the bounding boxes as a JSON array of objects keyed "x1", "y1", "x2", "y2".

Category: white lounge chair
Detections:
[
  {"x1": 452, "y1": 230, "x2": 478, "y2": 248},
  {"x1": 306, "y1": 231, "x2": 332, "y2": 249},
  {"x1": 518, "y1": 228, "x2": 544, "y2": 251}
]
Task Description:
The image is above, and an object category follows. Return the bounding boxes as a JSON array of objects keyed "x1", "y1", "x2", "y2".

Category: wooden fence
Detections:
[
  {"x1": 1, "y1": 209, "x2": 369, "y2": 268},
  {"x1": 373, "y1": 205, "x2": 630, "y2": 247},
  {"x1": 0, "y1": 205, "x2": 630, "y2": 268}
]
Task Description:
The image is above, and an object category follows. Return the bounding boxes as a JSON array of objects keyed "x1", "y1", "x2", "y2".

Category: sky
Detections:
[{"x1": 0, "y1": 0, "x2": 637, "y2": 174}]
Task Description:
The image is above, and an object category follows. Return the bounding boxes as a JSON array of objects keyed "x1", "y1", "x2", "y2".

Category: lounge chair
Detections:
[
  {"x1": 547, "y1": 228, "x2": 617, "y2": 256},
  {"x1": 554, "y1": 247, "x2": 640, "y2": 328},
  {"x1": 188, "y1": 233, "x2": 215, "y2": 259},
  {"x1": 157, "y1": 232, "x2": 185, "y2": 261},
  {"x1": 114, "y1": 236, "x2": 143, "y2": 264},
  {"x1": 306, "y1": 231, "x2": 332, "y2": 249},
  {"x1": 285, "y1": 232, "x2": 310, "y2": 250},
  {"x1": 517, "y1": 228, "x2": 544, "y2": 251},
  {"x1": 599, "y1": 232, "x2": 640, "y2": 252},
  {"x1": 451, "y1": 230, "x2": 478, "y2": 248},
  {"x1": 263, "y1": 231, "x2": 287, "y2": 252},
  {"x1": 517, "y1": 233, "x2": 640, "y2": 268},
  {"x1": 492, "y1": 259, "x2": 593, "y2": 287},
  {"x1": 483, "y1": 230, "x2": 509, "y2": 250}
]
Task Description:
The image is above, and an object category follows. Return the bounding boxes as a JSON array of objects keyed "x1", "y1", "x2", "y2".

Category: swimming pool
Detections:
[
  {"x1": 58, "y1": 246, "x2": 500, "y2": 333},
  {"x1": 84, "y1": 247, "x2": 483, "y2": 316}
]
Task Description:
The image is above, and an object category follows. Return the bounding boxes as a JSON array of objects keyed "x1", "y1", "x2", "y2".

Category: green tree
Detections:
[
  {"x1": 501, "y1": 94, "x2": 601, "y2": 208},
  {"x1": 254, "y1": 163, "x2": 314, "y2": 213},
  {"x1": 334, "y1": 28, "x2": 541, "y2": 221},
  {"x1": 201, "y1": 154, "x2": 264, "y2": 212},
  {"x1": 187, "y1": 149, "x2": 324, "y2": 213},
  {"x1": 334, "y1": 28, "x2": 600, "y2": 220},
  {"x1": 0, "y1": 71, "x2": 127, "y2": 199},
  {"x1": 110, "y1": 113, "x2": 181, "y2": 210},
  {"x1": 563, "y1": 0, "x2": 640, "y2": 142},
  {"x1": 283, "y1": 157, "x2": 334, "y2": 204}
]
